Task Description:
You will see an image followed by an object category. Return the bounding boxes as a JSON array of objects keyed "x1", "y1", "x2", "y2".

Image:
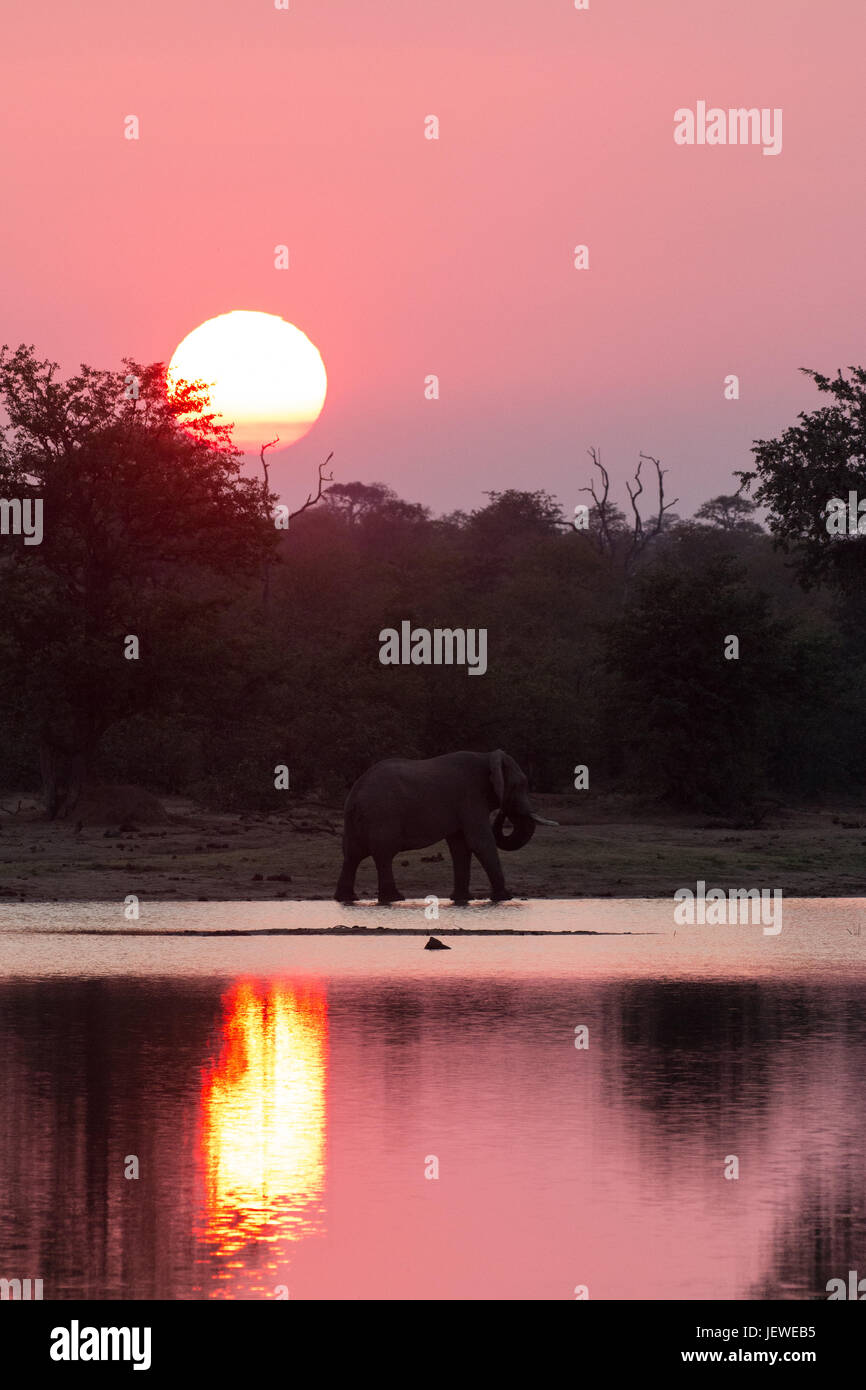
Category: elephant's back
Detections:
[
  {"x1": 345, "y1": 757, "x2": 422, "y2": 807},
  {"x1": 346, "y1": 751, "x2": 486, "y2": 800}
]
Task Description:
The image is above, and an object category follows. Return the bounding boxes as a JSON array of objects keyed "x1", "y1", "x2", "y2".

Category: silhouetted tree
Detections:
[
  {"x1": 738, "y1": 366, "x2": 866, "y2": 590},
  {"x1": 605, "y1": 553, "x2": 837, "y2": 814},
  {"x1": 695, "y1": 493, "x2": 762, "y2": 532},
  {"x1": 0, "y1": 345, "x2": 272, "y2": 814}
]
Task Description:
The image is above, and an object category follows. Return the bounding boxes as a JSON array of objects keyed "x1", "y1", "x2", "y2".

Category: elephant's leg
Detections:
[
  {"x1": 373, "y1": 851, "x2": 404, "y2": 904},
  {"x1": 464, "y1": 823, "x2": 510, "y2": 902},
  {"x1": 446, "y1": 833, "x2": 472, "y2": 904},
  {"x1": 335, "y1": 849, "x2": 362, "y2": 903}
]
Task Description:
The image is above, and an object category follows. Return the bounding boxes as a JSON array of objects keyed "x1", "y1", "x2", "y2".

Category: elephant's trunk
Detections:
[{"x1": 492, "y1": 811, "x2": 536, "y2": 851}]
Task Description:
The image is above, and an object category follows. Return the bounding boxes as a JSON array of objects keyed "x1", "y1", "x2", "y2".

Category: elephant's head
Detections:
[{"x1": 488, "y1": 749, "x2": 558, "y2": 851}]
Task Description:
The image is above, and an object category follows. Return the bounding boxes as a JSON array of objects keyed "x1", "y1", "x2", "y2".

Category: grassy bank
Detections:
[{"x1": 1, "y1": 792, "x2": 865, "y2": 902}]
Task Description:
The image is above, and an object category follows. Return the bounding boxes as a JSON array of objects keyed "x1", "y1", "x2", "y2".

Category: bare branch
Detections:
[
  {"x1": 620, "y1": 453, "x2": 681, "y2": 570},
  {"x1": 579, "y1": 447, "x2": 679, "y2": 577},
  {"x1": 288, "y1": 452, "x2": 335, "y2": 521},
  {"x1": 259, "y1": 437, "x2": 279, "y2": 495},
  {"x1": 580, "y1": 447, "x2": 614, "y2": 553},
  {"x1": 639, "y1": 452, "x2": 679, "y2": 541},
  {"x1": 625, "y1": 457, "x2": 645, "y2": 548}
]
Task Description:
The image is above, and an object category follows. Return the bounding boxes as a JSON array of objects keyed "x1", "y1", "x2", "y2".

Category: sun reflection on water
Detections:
[{"x1": 197, "y1": 981, "x2": 328, "y2": 1287}]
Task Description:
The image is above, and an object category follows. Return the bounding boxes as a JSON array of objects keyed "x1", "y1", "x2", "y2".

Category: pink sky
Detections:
[{"x1": 2, "y1": 0, "x2": 864, "y2": 517}]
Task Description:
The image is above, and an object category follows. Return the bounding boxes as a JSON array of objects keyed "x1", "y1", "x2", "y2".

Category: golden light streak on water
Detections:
[{"x1": 198, "y1": 981, "x2": 327, "y2": 1263}]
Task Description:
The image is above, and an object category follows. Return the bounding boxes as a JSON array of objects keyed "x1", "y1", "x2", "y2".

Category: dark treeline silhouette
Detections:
[{"x1": 2, "y1": 346, "x2": 866, "y2": 819}]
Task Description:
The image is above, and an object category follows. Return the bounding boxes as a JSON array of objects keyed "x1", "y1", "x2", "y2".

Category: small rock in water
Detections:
[{"x1": 424, "y1": 936, "x2": 450, "y2": 951}]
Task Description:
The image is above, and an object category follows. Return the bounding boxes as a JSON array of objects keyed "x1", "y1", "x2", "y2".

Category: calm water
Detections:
[{"x1": 0, "y1": 898, "x2": 864, "y2": 1300}]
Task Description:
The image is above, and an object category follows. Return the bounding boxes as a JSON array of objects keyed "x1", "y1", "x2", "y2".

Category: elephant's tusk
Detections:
[{"x1": 532, "y1": 814, "x2": 559, "y2": 826}]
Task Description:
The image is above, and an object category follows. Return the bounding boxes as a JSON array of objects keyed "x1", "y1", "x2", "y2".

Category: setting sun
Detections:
[{"x1": 167, "y1": 310, "x2": 327, "y2": 450}]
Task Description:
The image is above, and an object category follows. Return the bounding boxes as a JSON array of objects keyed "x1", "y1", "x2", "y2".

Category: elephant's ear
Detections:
[{"x1": 489, "y1": 749, "x2": 506, "y2": 806}]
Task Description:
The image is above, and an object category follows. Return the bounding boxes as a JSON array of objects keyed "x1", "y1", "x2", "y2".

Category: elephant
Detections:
[{"x1": 335, "y1": 749, "x2": 557, "y2": 905}]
